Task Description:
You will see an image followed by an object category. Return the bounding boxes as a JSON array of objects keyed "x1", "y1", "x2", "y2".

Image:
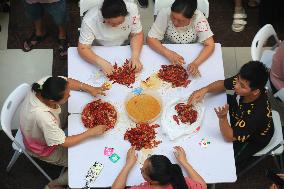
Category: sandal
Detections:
[
  {"x1": 58, "y1": 38, "x2": 69, "y2": 59},
  {"x1": 23, "y1": 33, "x2": 48, "y2": 52},
  {"x1": 1, "y1": 3, "x2": 10, "y2": 12},
  {"x1": 232, "y1": 12, "x2": 247, "y2": 32},
  {"x1": 248, "y1": 0, "x2": 259, "y2": 8}
]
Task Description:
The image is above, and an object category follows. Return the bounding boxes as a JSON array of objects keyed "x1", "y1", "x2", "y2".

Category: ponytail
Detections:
[
  {"x1": 31, "y1": 83, "x2": 42, "y2": 93},
  {"x1": 170, "y1": 164, "x2": 188, "y2": 189},
  {"x1": 31, "y1": 77, "x2": 67, "y2": 101},
  {"x1": 148, "y1": 155, "x2": 188, "y2": 189}
]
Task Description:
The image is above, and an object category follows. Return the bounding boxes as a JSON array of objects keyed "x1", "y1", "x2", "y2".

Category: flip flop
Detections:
[
  {"x1": 248, "y1": 0, "x2": 259, "y2": 8},
  {"x1": 232, "y1": 19, "x2": 247, "y2": 32},
  {"x1": 58, "y1": 38, "x2": 69, "y2": 59},
  {"x1": 23, "y1": 32, "x2": 48, "y2": 52},
  {"x1": 232, "y1": 12, "x2": 247, "y2": 32},
  {"x1": 233, "y1": 13, "x2": 247, "y2": 19}
]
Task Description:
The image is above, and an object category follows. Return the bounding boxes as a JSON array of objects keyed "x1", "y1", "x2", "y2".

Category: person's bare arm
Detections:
[
  {"x1": 214, "y1": 105, "x2": 235, "y2": 142},
  {"x1": 219, "y1": 118, "x2": 234, "y2": 142},
  {"x1": 129, "y1": 32, "x2": 144, "y2": 72},
  {"x1": 174, "y1": 146, "x2": 207, "y2": 189},
  {"x1": 188, "y1": 37, "x2": 215, "y2": 76},
  {"x1": 67, "y1": 78, "x2": 106, "y2": 97},
  {"x1": 188, "y1": 80, "x2": 225, "y2": 105},
  {"x1": 112, "y1": 147, "x2": 137, "y2": 189},
  {"x1": 61, "y1": 125, "x2": 107, "y2": 147},
  {"x1": 192, "y1": 37, "x2": 215, "y2": 67},
  {"x1": 77, "y1": 42, "x2": 114, "y2": 75},
  {"x1": 147, "y1": 36, "x2": 185, "y2": 65}
]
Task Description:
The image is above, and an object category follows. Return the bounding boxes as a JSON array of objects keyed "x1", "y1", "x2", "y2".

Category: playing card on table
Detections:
[
  {"x1": 84, "y1": 162, "x2": 104, "y2": 188},
  {"x1": 199, "y1": 138, "x2": 211, "y2": 148},
  {"x1": 104, "y1": 147, "x2": 114, "y2": 156},
  {"x1": 109, "y1": 153, "x2": 120, "y2": 163}
]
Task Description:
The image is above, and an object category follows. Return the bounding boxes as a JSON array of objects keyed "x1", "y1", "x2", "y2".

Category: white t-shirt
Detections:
[
  {"x1": 79, "y1": 2, "x2": 142, "y2": 46},
  {"x1": 148, "y1": 8, "x2": 213, "y2": 44},
  {"x1": 20, "y1": 77, "x2": 66, "y2": 156}
]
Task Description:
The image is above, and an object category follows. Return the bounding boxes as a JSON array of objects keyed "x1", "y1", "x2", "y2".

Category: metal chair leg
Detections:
[
  {"x1": 210, "y1": 184, "x2": 216, "y2": 189},
  {"x1": 6, "y1": 150, "x2": 21, "y2": 172},
  {"x1": 239, "y1": 142, "x2": 284, "y2": 177},
  {"x1": 60, "y1": 166, "x2": 66, "y2": 176},
  {"x1": 280, "y1": 155, "x2": 283, "y2": 169},
  {"x1": 12, "y1": 141, "x2": 52, "y2": 181},
  {"x1": 8, "y1": 149, "x2": 53, "y2": 181},
  {"x1": 22, "y1": 150, "x2": 52, "y2": 181},
  {"x1": 238, "y1": 155, "x2": 268, "y2": 177},
  {"x1": 272, "y1": 155, "x2": 281, "y2": 169}
]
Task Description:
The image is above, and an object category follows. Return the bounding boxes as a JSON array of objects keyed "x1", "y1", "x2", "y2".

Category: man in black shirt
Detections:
[{"x1": 188, "y1": 61, "x2": 274, "y2": 170}]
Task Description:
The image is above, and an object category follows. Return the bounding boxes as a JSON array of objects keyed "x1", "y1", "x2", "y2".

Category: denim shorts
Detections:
[{"x1": 24, "y1": 0, "x2": 67, "y2": 26}]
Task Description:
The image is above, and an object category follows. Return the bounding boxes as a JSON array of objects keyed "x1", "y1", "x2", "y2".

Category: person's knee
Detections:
[
  {"x1": 24, "y1": 2, "x2": 44, "y2": 22},
  {"x1": 46, "y1": 0, "x2": 68, "y2": 27},
  {"x1": 57, "y1": 170, "x2": 68, "y2": 185}
]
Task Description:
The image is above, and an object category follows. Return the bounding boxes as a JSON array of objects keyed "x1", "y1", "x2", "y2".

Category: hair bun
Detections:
[{"x1": 31, "y1": 83, "x2": 42, "y2": 93}]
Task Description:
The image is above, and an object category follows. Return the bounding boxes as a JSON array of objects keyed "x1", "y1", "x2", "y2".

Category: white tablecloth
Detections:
[{"x1": 67, "y1": 44, "x2": 237, "y2": 188}]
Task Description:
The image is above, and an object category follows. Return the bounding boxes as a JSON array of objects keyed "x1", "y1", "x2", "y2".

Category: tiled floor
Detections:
[
  {"x1": 138, "y1": 0, "x2": 155, "y2": 40},
  {"x1": 0, "y1": 12, "x2": 9, "y2": 50},
  {"x1": 221, "y1": 47, "x2": 237, "y2": 78}
]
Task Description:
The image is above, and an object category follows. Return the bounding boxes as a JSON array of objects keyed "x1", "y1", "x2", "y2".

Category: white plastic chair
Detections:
[
  {"x1": 239, "y1": 110, "x2": 284, "y2": 176},
  {"x1": 251, "y1": 24, "x2": 283, "y2": 102},
  {"x1": 1, "y1": 83, "x2": 52, "y2": 181},
  {"x1": 266, "y1": 80, "x2": 284, "y2": 103},
  {"x1": 251, "y1": 24, "x2": 281, "y2": 65},
  {"x1": 154, "y1": 0, "x2": 209, "y2": 18},
  {"x1": 79, "y1": 0, "x2": 100, "y2": 17},
  {"x1": 273, "y1": 88, "x2": 284, "y2": 103},
  {"x1": 254, "y1": 110, "x2": 283, "y2": 157}
]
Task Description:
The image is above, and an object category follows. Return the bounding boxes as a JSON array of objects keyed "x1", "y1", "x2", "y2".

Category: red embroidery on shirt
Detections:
[
  {"x1": 195, "y1": 20, "x2": 209, "y2": 32},
  {"x1": 48, "y1": 111, "x2": 59, "y2": 125},
  {"x1": 132, "y1": 16, "x2": 138, "y2": 25}
]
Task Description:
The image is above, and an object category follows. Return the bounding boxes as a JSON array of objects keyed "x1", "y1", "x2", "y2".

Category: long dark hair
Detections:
[
  {"x1": 32, "y1": 77, "x2": 67, "y2": 101},
  {"x1": 101, "y1": 0, "x2": 128, "y2": 19},
  {"x1": 148, "y1": 155, "x2": 188, "y2": 189},
  {"x1": 171, "y1": 0, "x2": 197, "y2": 19}
]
